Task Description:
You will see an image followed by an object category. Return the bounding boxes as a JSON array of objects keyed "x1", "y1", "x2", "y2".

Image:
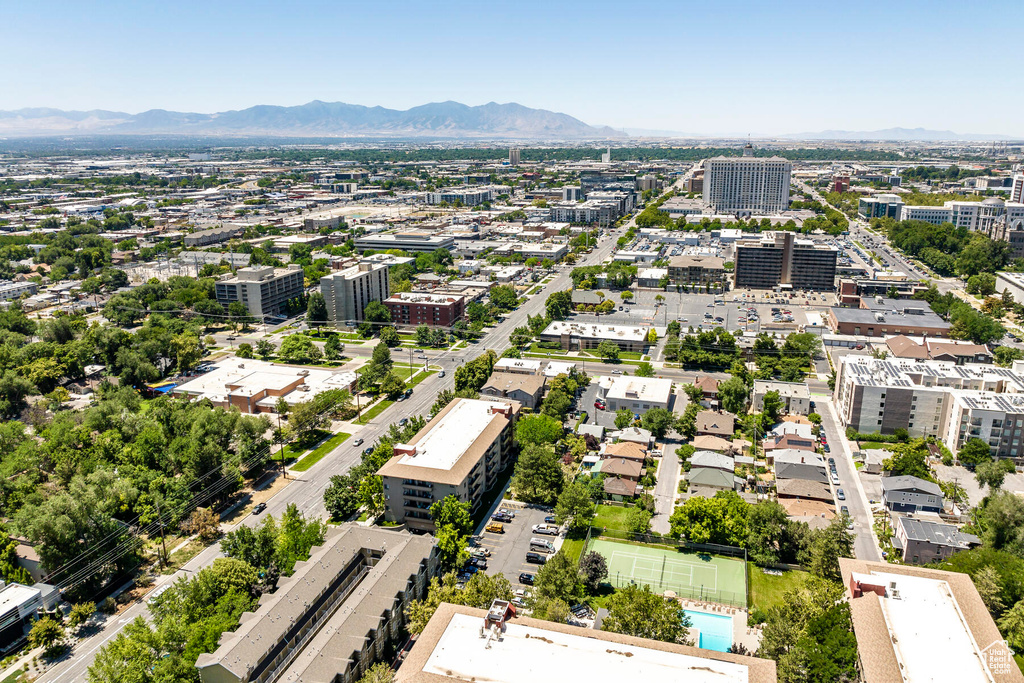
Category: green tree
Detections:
[
  {"x1": 719, "y1": 376, "x2": 749, "y2": 414},
  {"x1": 490, "y1": 285, "x2": 518, "y2": 311},
  {"x1": 808, "y1": 516, "x2": 855, "y2": 582},
  {"x1": 278, "y1": 334, "x2": 323, "y2": 364},
  {"x1": 614, "y1": 408, "x2": 634, "y2": 429},
  {"x1": 435, "y1": 524, "x2": 469, "y2": 572},
  {"x1": 67, "y1": 601, "x2": 96, "y2": 632},
  {"x1": 359, "y1": 475, "x2": 385, "y2": 517},
  {"x1": 363, "y1": 300, "x2": 391, "y2": 324},
  {"x1": 533, "y1": 551, "x2": 581, "y2": 605},
  {"x1": 595, "y1": 340, "x2": 620, "y2": 361},
  {"x1": 306, "y1": 292, "x2": 328, "y2": 327},
  {"x1": 761, "y1": 390, "x2": 784, "y2": 423},
  {"x1": 512, "y1": 444, "x2": 564, "y2": 504},
  {"x1": 976, "y1": 459, "x2": 1008, "y2": 490},
  {"x1": 516, "y1": 414, "x2": 564, "y2": 446},
  {"x1": 973, "y1": 565, "x2": 1006, "y2": 616},
  {"x1": 358, "y1": 663, "x2": 395, "y2": 683},
  {"x1": 578, "y1": 551, "x2": 608, "y2": 594},
  {"x1": 379, "y1": 372, "x2": 406, "y2": 399},
  {"x1": 324, "y1": 334, "x2": 343, "y2": 360},
  {"x1": 545, "y1": 290, "x2": 573, "y2": 320},
  {"x1": 676, "y1": 402, "x2": 700, "y2": 440},
  {"x1": 668, "y1": 491, "x2": 748, "y2": 545},
  {"x1": 379, "y1": 325, "x2": 400, "y2": 347},
  {"x1": 256, "y1": 339, "x2": 276, "y2": 360},
  {"x1": 641, "y1": 407, "x2": 675, "y2": 438},
  {"x1": 882, "y1": 439, "x2": 933, "y2": 480},
  {"x1": 634, "y1": 361, "x2": 655, "y2": 377},
  {"x1": 601, "y1": 584, "x2": 690, "y2": 644},
  {"x1": 236, "y1": 342, "x2": 253, "y2": 358},
  {"x1": 29, "y1": 616, "x2": 65, "y2": 652},
  {"x1": 999, "y1": 599, "x2": 1024, "y2": 654},
  {"x1": 430, "y1": 495, "x2": 473, "y2": 536},
  {"x1": 625, "y1": 506, "x2": 653, "y2": 534},
  {"x1": 554, "y1": 480, "x2": 596, "y2": 531},
  {"x1": 746, "y1": 501, "x2": 790, "y2": 567},
  {"x1": 958, "y1": 438, "x2": 993, "y2": 469}
]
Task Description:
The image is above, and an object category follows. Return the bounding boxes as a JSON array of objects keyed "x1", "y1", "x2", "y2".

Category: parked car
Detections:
[
  {"x1": 526, "y1": 552, "x2": 548, "y2": 565},
  {"x1": 544, "y1": 515, "x2": 557, "y2": 524},
  {"x1": 252, "y1": 502, "x2": 267, "y2": 515},
  {"x1": 469, "y1": 547, "x2": 490, "y2": 559},
  {"x1": 512, "y1": 597, "x2": 527, "y2": 608},
  {"x1": 594, "y1": 400, "x2": 606, "y2": 410},
  {"x1": 491, "y1": 512, "x2": 513, "y2": 523},
  {"x1": 468, "y1": 557, "x2": 488, "y2": 570},
  {"x1": 533, "y1": 524, "x2": 559, "y2": 535},
  {"x1": 823, "y1": 444, "x2": 830, "y2": 453},
  {"x1": 836, "y1": 488, "x2": 846, "y2": 501},
  {"x1": 363, "y1": 447, "x2": 374, "y2": 456},
  {"x1": 485, "y1": 522, "x2": 505, "y2": 533},
  {"x1": 352, "y1": 438, "x2": 364, "y2": 447}
]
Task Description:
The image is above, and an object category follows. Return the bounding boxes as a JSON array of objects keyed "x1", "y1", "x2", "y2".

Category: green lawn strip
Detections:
[
  {"x1": 592, "y1": 504, "x2": 632, "y2": 533},
  {"x1": 268, "y1": 358, "x2": 348, "y2": 368},
  {"x1": 561, "y1": 536, "x2": 585, "y2": 563},
  {"x1": 1, "y1": 670, "x2": 26, "y2": 683},
  {"x1": 747, "y1": 565, "x2": 812, "y2": 611},
  {"x1": 857, "y1": 441, "x2": 895, "y2": 452},
  {"x1": 406, "y1": 370, "x2": 437, "y2": 388},
  {"x1": 357, "y1": 399, "x2": 395, "y2": 425},
  {"x1": 293, "y1": 432, "x2": 351, "y2": 472}
]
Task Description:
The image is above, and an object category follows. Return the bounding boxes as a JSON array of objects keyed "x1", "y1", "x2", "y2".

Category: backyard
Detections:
[{"x1": 746, "y1": 565, "x2": 812, "y2": 612}]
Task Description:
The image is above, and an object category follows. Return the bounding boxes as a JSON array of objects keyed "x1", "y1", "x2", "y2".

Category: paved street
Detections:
[{"x1": 36, "y1": 221, "x2": 620, "y2": 683}]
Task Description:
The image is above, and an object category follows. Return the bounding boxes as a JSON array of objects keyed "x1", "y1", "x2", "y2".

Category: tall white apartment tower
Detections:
[
  {"x1": 702, "y1": 151, "x2": 792, "y2": 214},
  {"x1": 1012, "y1": 173, "x2": 1024, "y2": 204},
  {"x1": 508, "y1": 148, "x2": 521, "y2": 165}
]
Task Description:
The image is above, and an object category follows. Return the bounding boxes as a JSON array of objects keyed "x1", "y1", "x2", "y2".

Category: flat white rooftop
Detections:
[
  {"x1": 423, "y1": 613, "x2": 751, "y2": 683},
  {"x1": 852, "y1": 570, "x2": 995, "y2": 683},
  {"x1": 542, "y1": 321, "x2": 649, "y2": 342},
  {"x1": 397, "y1": 399, "x2": 499, "y2": 471}
]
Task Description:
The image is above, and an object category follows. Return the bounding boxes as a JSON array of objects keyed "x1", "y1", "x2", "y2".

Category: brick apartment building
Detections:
[{"x1": 384, "y1": 293, "x2": 465, "y2": 328}]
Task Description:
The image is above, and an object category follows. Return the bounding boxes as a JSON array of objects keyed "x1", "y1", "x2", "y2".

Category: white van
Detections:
[{"x1": 529, "y1": 537, "x2": 555, "y2": 553}]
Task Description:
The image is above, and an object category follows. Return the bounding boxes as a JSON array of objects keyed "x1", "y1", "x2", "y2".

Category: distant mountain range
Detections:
[
  {"x1": 781, "y1": 127, "x2": 1022, "y2": 142},
  {"x1": 0, "y1": 101, "x2": 624, "y2": 139}
]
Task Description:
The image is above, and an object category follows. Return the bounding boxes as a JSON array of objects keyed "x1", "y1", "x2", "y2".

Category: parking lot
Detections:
[
  {"x1": 469, "y1": 500, "x2": 562, "y2": 588},
  {"x1": 573, "y1": 288, "x2": 835, "y2": 338}
]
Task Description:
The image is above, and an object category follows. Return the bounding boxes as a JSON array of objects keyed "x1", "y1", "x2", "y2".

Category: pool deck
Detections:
[{"x1": 677, "y1": 599, "x2": 763, "y2": 654}]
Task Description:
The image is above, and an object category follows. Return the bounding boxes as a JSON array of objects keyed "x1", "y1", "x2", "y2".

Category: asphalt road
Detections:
[{"x1": 37, "y1": 225, "x2": 620, "y2": 683}]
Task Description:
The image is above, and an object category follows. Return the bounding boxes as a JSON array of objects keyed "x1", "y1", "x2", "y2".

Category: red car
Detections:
[{"x1": 594, "y1": 400, "x2": 606, "y2": 410}]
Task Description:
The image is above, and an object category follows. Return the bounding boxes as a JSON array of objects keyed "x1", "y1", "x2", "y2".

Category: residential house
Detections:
[
  {"x1": 690, "y1": 451, "x2": 735, "y2": 472},
  {"x1": 881, "y1": 476, "x2": 944, "y2": 514},
  {"x1": 686, "y1": 467, "x2": 740, "y2": 492},
  {"x1": 893, "y1": 516, "x2": 980, "y2": 564},
  {"x1": 752, "y1": 380, "x2": 811, "y2": 415},
  {"x1": 696, "y1": 411, "x2": 736, "y2": 438},
  {"x1": 601, "y1": 441, "x2": 648, "y2": 463},
  {"x1": 603, "y1": 477, "x2": 639, "y2": 500},
  {"x1": 480, "y1": 372, "x2": 546, "y2": 410},
  {"x1": 763, "y1": 433, "x2": 816, "y2": 452}
]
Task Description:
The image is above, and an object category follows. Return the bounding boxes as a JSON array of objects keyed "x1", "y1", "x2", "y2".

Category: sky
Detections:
[{"x1": 3, "y1": 0, "x2": 1023, "y2": 136}]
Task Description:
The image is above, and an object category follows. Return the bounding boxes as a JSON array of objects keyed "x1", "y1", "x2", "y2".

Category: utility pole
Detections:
[
  {"x1": 277, "y1": 413, "x2": 288, "y2": 479},
  {"x1": 156, "y1": 498, "x2": 168, "y2": 567}
]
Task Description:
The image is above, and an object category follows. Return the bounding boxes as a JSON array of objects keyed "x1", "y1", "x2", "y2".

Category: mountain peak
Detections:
[{"x1": 0, "y1": 101, "x2": 625, "y2": 139}]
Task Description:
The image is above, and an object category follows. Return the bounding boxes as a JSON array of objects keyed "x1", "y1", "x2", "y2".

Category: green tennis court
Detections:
[{"x1": 588, "y1": 538, "x2": 747, "y2": 607}]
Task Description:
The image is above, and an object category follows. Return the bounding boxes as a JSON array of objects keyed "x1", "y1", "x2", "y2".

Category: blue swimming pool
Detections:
[{"x1": 685, "y1": 610, "x2": 733, "y2": 652}]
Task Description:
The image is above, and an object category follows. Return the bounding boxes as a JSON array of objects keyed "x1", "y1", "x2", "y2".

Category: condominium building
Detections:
[
  {"x1": 549, "y1": 199, "x2": 620, "y2": 227},
  {"x1": 396, "y1": 603, "x2": 778, "y2": 683},
  {"x1": 1012, "y1": 173, "x2": 1024, "y2": 204},
  {"x1": 353, "y1": 232, "x2": 456, "y2": 254},
  {"x1": 702, "y1": 154, "x2": 792, "y2": 215},
  {"x1": 320, "y1": 261, "x2": 390, "y2": 323},
  {"x1": 383, "y1": 292, "x2": 465, "y2": 328},
  {"x1": 667, "y1": 255, "x2": 726, "y2": 285},
  {"x1": 214, "y1": 264, "x2": 304, "y2": 318},
  {"x1": 508, "y1": 148, "x2": 521, "y2": 165},
  {"x1": 841, "y1": 559, "x2": 1020, "y2": 683},
  {"x1": 183, "y1": 224, "x2": 243, "y2": 247},
  {"x1": 0, "y1": 281, "x2": 38, "y2": 301},
  {"x1": 834, "y1": 355, "x2": 1024, "y2": 461},
  {"x1": 377, "y1": 399, "x2": 518, "y2": 531},
  {"x1": 734, "y1": 231, "x2": 837, "y2": 290},
  {"x1": 196, "y1": 525, "x2": 438, "y2": 683},
  {"x1": 426, "y1": 188, "x2": 494, "y2": 206}
]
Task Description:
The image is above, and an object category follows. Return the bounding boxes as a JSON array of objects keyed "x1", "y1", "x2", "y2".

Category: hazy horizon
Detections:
[{"x1": 5, "y1": 0, "x2": 1023, "y2": 137}]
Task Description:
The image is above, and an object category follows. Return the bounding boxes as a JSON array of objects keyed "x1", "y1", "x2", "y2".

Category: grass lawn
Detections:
[
  {"x1": 747, "y1": 566, "x2": 812, "y2": 611},
  {"x1": 357, "y1": 364, "x2": 418, "y2": 380},
  {"x1": 406, "y1": 370, "x2": 437, "y2": 388},
  {"x1": 527, "y1": 285, "x2": 543, "y2": 295},
  {"x1": 561, "y1": 536, "x2": 585, "y2": 563},
  {"x1": 357, "y1": 399, "x2": 394, "y2": 425},
  {"x1": 1, "y1": 670, "x2": 26, "y2": 683},
  {"x1": 618, "y1": 351, "x2": 643, "y2": 360},
  {"x1": 528, "y1": 342, "x2": 568, "y2": 355},
  {"x1": 162, "y1": 539, "x2": 208, "y2": 574},
  {"x1": 293, "y1": 432, "x2": 351, "y2": 472},
  {"x1": 592, "y1": 504, "x2": 632, "y2": 533},
  {"x1": 857, "y1": 441, "x2": 895, "y2": 451}
]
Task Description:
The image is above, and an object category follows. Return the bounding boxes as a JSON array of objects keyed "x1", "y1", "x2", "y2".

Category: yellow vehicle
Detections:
[{"x1": 485, "y1": 522, "x2": 505, "y2": 534}]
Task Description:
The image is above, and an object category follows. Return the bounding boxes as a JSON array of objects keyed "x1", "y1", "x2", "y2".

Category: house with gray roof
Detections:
[
  {"x1": 881, "y1": 475, "x2": 944, "y2": 513},
  {"x1": 774, "y1": 461, "x2": 829, "y2": 484},
  {"x1": 690, "y1": 451, "x2": 735, "y2": 473},
  {"x1": 893, "y1": 516, "x2": 980, "y2": 564},
  {"x1": 686, "y1": 467, "x2": 741, "y2": 492}
]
